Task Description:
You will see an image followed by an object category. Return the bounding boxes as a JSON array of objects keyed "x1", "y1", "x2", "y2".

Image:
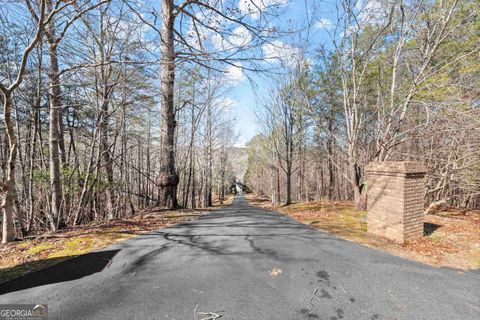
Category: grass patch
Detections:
[
  {"x1": 427, "y1": 233, "x2": 446, "y2": 242},
  {"x1": 313, "y1": 214, "x2": 367, "y2": 240},
  {"x1": 27, "y1": 243, "x2": 51, "y2": 255},
  {"x1": 47, "y1": 237, "x2": 96, "y2": 259},
  {"x1": 469, "y1": 251, "x2": 480, "y2": 268}
]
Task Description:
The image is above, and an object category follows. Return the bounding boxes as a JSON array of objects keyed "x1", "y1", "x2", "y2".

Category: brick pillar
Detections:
[{"x1": 365, "y1": 162, "x2": 426, "y2": 244}]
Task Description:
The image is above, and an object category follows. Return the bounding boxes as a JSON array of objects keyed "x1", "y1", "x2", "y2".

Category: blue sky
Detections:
[
  {"x1": 229, "y1": 82, "x2": 258, "y2": 146},
  {"x1": 1, "y1": 0, "x2": 340, "y2": 147},
  {"x1": 124, "y1": 0, "x2": 340, "y2": 146},
  {"x1": 225, "y1": 0, "x2": 336, "y2": 146}
]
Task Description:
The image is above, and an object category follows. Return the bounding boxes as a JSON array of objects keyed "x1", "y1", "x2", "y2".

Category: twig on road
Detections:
[
  {"x1": 102, "y1": 258, "x2": 112, "y2": 268},
  {"x1": 194, "y1": 305, "x2": 223, "y2": 320},
  {"x1": 198, "y1": 311, "x2": 223, "y2": 320},
  {"x1": 309, "y1": 287, "x2": 319, "y2": 306},
  {"x1": 388, "y1": 289, "x2": 407, "y2": 310}
]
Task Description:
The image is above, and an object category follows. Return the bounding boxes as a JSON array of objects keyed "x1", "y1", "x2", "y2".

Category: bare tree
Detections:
[
  {"x1": 256, "y1": 70, "x2": 306, "y2": 205},
  {"x1": 125, "y1": 0, "x2": 288, "y2": 208},
  {"x1": 0, "y1": 0, "x2": 57, "y2": 243}
]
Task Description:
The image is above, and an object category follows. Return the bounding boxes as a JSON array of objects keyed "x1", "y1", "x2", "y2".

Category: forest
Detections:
[
  {"x1": 1, "y1": 0, "x2": 479, "y2": 244},
  {"x1": 245, "y1": 0, "x2": 480, "y2": 211},
  {"x1": 0, "y1": 0, "x2": 266, "y2": 243}
]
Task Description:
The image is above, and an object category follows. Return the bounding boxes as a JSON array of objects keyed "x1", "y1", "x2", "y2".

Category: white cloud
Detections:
[
  {"x1": 115, "y1": 13, "x2": 150, "y2": 41},
  {"x1": 187, "y1": 10, "x2": 225, "y2": 51},
  {"x1": 262, "y1": 40, "x2": 302, "y2": 67},
  {"x1": 225, "y1": 64, "x2": 244, "y2": 84},
  {"x1": 216, "y1": 97, "x2": 237, "y2": 112},
  {"x1": 211, "y1": 25, "x2": 252, "y2": 51},
  {"x1": 336, "y1": 0, "x2": 388, "y2": 40},
  {"x1": 357, "y1": 0, "x2": 390, "y2": 25},
  {"x1": 315, "y1": 18, "x2": 333, "y2": 30},
  {"x1": 211, "y1": 33, "x2": 224, "y2": 50},
  {"x1": 230, "y1": 26, "x2": 253, "y2": 47},
  {"x1": 239, "y1": 0, "x2": 289, "y2": 20}
]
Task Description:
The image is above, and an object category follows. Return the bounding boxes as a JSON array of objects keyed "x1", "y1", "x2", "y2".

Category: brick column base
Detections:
[{"x1": 365, "y1": 162, "x2": 426, "y2": 244}]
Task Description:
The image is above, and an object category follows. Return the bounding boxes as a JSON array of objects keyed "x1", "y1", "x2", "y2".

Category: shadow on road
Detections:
[
  {"x1": 117, "y1": 198, "x2": 347, "y2": 273},
  {"x1": 0, "y1": 250, "x2": 119, "y2": 295}
]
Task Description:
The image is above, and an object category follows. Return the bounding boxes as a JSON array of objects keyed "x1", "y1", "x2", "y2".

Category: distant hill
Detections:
[{"x1": 228, "y1": 147, "x2": 248, "y2": 182}]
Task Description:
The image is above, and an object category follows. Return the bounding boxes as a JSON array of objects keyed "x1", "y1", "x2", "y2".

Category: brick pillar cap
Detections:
[{"x1": 365, "y1": 161, "x2": 426, "y2": 174}]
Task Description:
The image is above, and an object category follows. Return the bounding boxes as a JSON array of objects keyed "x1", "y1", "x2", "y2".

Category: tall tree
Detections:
[
  {"x1": 150, "y1": 0, "x2": 287, "y2": 208},
  {"x1": 157, "y1": 0, "x2": 178, "y2": 207},
  {"x1": 1, "y1": 0, "x2": 52, "y2": 242}
]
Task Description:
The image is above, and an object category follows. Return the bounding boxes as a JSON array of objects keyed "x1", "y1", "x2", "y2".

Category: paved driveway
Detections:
[{"x1": 1, "y1": 196, "x2": 479, "y2": 319}]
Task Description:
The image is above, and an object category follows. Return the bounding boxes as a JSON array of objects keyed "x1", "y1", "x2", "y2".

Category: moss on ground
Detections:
[
  {"x1": 47, "y1": 237, "x2": 96, "y2": 259},
  {"x1": 469, "y1": 250, "x2": 480, "y2": 268},
  {"x1": 27, "y1": 243, "x2": 51, "y2": 255}
]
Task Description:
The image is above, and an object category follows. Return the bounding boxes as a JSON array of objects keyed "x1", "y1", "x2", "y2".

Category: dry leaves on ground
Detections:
[{"x1": 0, "y1": 208, "x2": 212, "y2": 284}]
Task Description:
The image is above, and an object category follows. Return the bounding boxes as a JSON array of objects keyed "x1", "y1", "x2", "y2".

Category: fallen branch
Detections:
[
  {"x1": 197, "y1": 311, "x2": 223, "y2": 320},
  {"x1": 425, "y1": 199, "x2": 449, "y2": 215},
  {"x1": 102, "y1": 258, "x2": 112, "y2": 269},
  {"x1": 309, "y1": 287, "x2": 319, "y2": 306}
]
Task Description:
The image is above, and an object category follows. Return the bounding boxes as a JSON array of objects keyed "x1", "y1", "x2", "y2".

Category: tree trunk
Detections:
[
  {"x1": 348, "y1": 151, "x2": 366, "y2": 210},
  {"x1": 157, "y1": 0, "x2": 178, "y2": 208},
  {"x1": 47, "y1": 36, "x2": 62, "y2": 232},
  {"x1": 327, "y1": 108, "x2": 335, "y2": 200},
  {"x1": 1, "y1": 92, "x2": 17, "y2": 243},
  {"x1": 27, "y1": 97, "x2": 39, "y2": 232},
  {"x1": 270, "y1": 157, "x2": 276, "y2": 206},
  {"x1": 191, "y1": 161, "x2": 196, "y2": 209},
  {"x1": 13, "y1": 93, "x2": 26, "y2": 236},
  {"x1": 271, "y1": 171, "x2": 276, "y2": 205},
  {"x1": 286, "y1": 163, "x2": 292, "y2": 205},
  {"x1": 276, "y1": 165, "x2": 281, "y2": 204},
  {"x1": 220, "y1": 152, "x2": 225, "y2": 203},
  {"x1": 99, "y1": 97, "x2": 114, "y2": 219},
  {"x1": 46, "y1": 0, "x2": 69, "y2": 230},
  {"x1": 205, "y1": 103, "x2": 213, "y2": 207}
]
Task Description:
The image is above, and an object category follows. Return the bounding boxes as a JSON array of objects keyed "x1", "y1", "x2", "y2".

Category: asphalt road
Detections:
[{"x1": 1, "y1": 196, "x2": 479, "y2": 319}]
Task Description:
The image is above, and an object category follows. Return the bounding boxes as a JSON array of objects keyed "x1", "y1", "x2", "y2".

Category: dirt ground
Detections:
[
  {"x1": 0, "y1": 196, "x2": 233, "y2": 284},
  {"x1": 246, "y1": 194, "x2": 480, "y2": 270}
]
